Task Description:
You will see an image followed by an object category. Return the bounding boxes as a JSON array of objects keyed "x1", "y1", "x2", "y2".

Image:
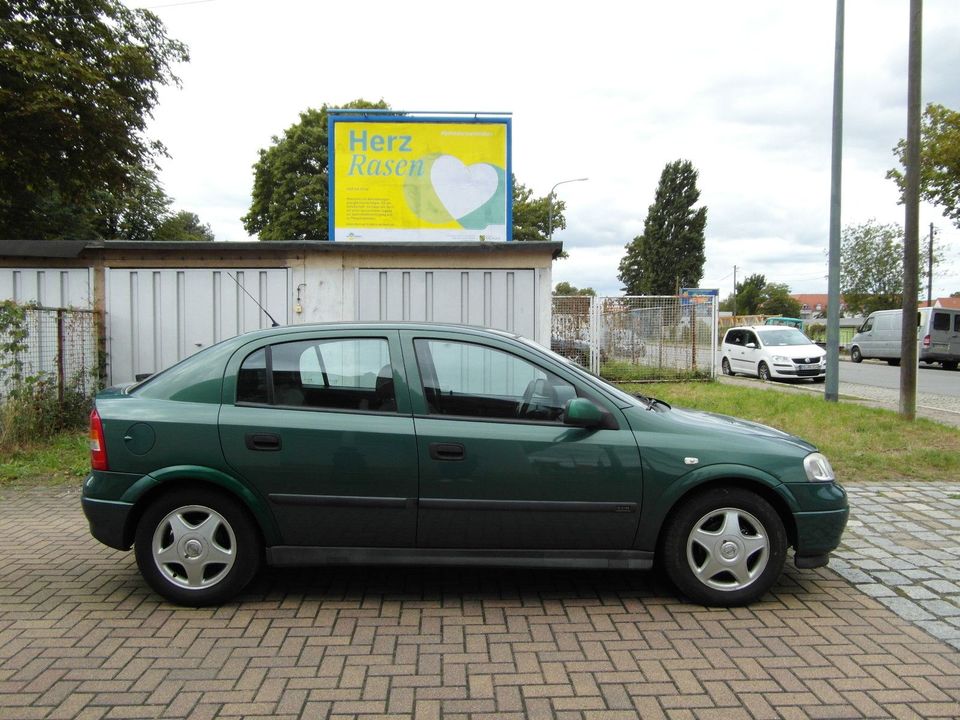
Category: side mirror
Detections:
[
  {"x1": 746, "y1": 342, "x2": 757, "y2": 349},
  {"x1": 563, "y1": 398, "x2": 603, "y2": 428}
]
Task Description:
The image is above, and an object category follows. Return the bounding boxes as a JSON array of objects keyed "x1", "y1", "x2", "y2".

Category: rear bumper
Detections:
[{"x1": 81, "y1": 495, "x2": 134, "y2": 551}]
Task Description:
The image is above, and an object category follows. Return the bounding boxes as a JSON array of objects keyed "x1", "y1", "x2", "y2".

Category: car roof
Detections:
[{"x1": 222, "y1": 321, "x2": 525, "y2": 347}]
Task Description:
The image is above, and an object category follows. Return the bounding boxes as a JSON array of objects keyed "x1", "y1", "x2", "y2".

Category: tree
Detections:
[
  {"x1": 618, "y1": 160, "x2": 707, "y2": 295},
  {"x1": 243, "y1": 99, "x2": 390, "y2": 241},
  {"x1": 759, "y1": 283, "x2": 801, "y2": 317},
  {"x1": 889, "y1": 103, "x2": 960, "y2": 229},
  {"x1": 840, "y1": 220, "x2": 914, "y2": 315},
  {"x1": 154, "y1": 211, "x2": 214, "y2": 242},
  {"x1": 0, "y1": 0, "x2": 188, "y2": 239},
  {"x1": 513, "y1": 177, "x2": 565, "y2": 242},
  {"x1": 735, "y1": 274, "x2": 767, "y2": 315},
  {"x1": 553, "y1": 281, "x2": 595, "y2": 296}
]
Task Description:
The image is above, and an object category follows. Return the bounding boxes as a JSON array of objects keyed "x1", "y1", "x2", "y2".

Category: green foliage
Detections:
[
  {"x1": 553, "y1": 281, "x2": 595, "y2": 296},
  {"x1": 889, "y1": 103, "x2": 960, "y2": 229},
  {"x1": 838, "y1": 220, "x2": 942, "y2": 315},
  {"x1": 0, "y1": 302, "x2": 92, "y2": 452},
  {"x1": 513, "y1": 176, "x2": 566, "y2": 242},
  {"x1": 243, "y1": 99, "x2": 390, "y2": 241},
  {"x1": 759, "y1": 282, "x2": 801, "y2": 317},
  {"x1": 618, "y1": 160, "x2": 707, "y2": 295},
  {"x1": 0, "y1": 0, "x2": 189, "y2": 239},
  {"x1": 0, "y1": 431, "x2": 89, "y2": 487},
  {"x1": 154, "y1": 211, "x2": 215, "y2": 242},
  {"x1": 731, "y1": 274, "x2": 766, "y2": 315}
]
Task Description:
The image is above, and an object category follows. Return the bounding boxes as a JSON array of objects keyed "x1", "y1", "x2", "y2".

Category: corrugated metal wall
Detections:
[
  {"x1": 0, "y1": 268, "x2": 92, "y2": 308},
  {"x1": 356, "y1": 269, "x2": 536, "y2": 339},
  {"x1": 106, "y1": 268, "x2": 288, "y2": 383}
]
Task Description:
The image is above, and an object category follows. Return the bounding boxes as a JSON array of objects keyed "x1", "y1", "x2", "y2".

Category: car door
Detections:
[
  {"x1": 402, "y1": 331, "x2": 643, "y2": 550},
  {"x1": 951, "y1": 313, "x2": 960, "y2": 360},
  {"x1": 218, "y1": 330, "x2": 418, "y2": 547},
  {"x1": 742, "y1": 330, "x2": 762, "y2": 376},
  {"x1": 725, "y1": 330, "x2": 748, "y2": 373}
]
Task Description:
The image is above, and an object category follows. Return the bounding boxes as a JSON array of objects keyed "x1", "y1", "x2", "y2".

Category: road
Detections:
[{"x1": 839, "y1": 358, "x2": 960, "y2": 397}]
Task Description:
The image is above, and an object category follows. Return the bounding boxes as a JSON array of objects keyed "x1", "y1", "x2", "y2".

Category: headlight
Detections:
[
  {"x1": 803, "y1": 452, "x2": 835, "y2": 482},
  {"x1": 771, "y1": 355, "x2": 790, "y2": 364}
]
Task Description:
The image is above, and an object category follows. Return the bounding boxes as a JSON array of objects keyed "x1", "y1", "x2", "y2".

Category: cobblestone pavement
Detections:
[
  {"x1": 1, "y1": 487, "x2": 960, "y2": 720},
  {"x1": 832, "y1": 483, "x2": 960, "y2": 652}
]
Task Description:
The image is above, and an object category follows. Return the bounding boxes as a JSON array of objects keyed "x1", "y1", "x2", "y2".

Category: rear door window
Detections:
[
  {"x1": 933, "y1": 312, "x2": 950, "y2": 332},
  {"x1": 237, "y1": 338, "x2": 396, "y2": 412}
]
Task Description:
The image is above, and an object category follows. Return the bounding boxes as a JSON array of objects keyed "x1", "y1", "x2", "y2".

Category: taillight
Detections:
[
  {"x1": 89, "y1": 408, "x2": 109, "y2": 471},
  {"x1": 922, "y1": 334, "x2": 931, "y2": 347}
]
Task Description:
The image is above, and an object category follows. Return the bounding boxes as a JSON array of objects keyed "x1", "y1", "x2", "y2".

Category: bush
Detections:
[{"x1": 0, "y1": 301, "x2": 93, "y2": 451}]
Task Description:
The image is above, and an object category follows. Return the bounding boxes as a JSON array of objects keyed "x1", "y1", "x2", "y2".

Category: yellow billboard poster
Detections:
[{"x1": 329, "y1": 117, "x2": 511, "y2": 242}]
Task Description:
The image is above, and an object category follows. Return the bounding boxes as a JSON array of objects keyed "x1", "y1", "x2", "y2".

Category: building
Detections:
[{"x1": 0, "y1": 240, "x2": 561, "y2": 384}]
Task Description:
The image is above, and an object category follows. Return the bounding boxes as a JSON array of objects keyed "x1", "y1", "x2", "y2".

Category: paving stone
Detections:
[{"x1": 1, "y1": 485, "x2": 959, "y2": 719}]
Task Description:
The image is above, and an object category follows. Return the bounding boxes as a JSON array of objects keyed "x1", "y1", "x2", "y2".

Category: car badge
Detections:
[{"x1": 684, "y1": 457, "x2": 699, "y2": 465}]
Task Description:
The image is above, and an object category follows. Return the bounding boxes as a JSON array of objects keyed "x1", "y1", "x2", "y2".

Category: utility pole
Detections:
[
  {"x1": 899, "y1": 0, "x2": 922, "y2": 420},
  {"x1": 927, "y1": 223, "x2": 934, "y2": 308},
  {"x1": 825, "y1": 0, "x2": 844, "y2": 403},
  {"x1": 732, "y1": 265, "x2": 738, "y2": 317}
]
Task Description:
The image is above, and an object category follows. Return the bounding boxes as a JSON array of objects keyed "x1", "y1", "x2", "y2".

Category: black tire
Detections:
[
  {"x1": 850, "y1": 347, "x2": 862, "y2": 363},
  {"x1": 757, "y1": 362, "x2": 771, "y2": 382},
  {"x1": 134, "y1": 486, "x2": 262, "y2": 606},
  {"x1": 661, "y1": 487, "x2": 787, "y2": 606},
  {"x1": 721, "y1": 357, "x2": 733, "y2": 376},
  {"x1": 943, "y1": 361, "x2": 958, "y2": 371},
  {"x1": 887, "y1": 359, "x2": 900, "y2": 367}
]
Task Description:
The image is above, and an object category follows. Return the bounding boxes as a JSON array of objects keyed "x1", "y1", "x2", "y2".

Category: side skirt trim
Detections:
[{"x1": 266, "y1": 546, "x2": 654, "y2": 570}]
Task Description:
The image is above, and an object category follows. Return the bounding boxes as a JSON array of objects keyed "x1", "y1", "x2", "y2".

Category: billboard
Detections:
[{"x1": 329, "y1": 115, "x2": 511, "y2": 242}]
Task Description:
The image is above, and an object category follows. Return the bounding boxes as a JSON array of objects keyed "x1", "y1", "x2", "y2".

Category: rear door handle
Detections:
[
  {"x1": 245, "y1": 432, "x2": 282, "y2": 451},
  {"x1": 429, "y1": 442, "x2": 465, "y2": 461}
]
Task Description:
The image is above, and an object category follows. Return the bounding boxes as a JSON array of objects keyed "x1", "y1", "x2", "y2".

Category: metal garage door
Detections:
[
  {"x1": 106, "y1": 268, "x2": 288, "y2": 384},
  {"x1": 356, "y1": 269, "x2": 536, "y2": 339},
  {"x1": 0, "y1": 268, "x2": 92, "y2": 308}
]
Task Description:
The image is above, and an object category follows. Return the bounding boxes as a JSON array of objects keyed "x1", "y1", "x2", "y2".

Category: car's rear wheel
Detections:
[
  {"x1": 943, "y1": 361, "x2": 958, "y2": 371},
  {"x1": 757, "y1": 362, "x2": 771, "y2": 381},
  {"x1": 721, "y1": 357, "x2": 733, "y2": 376},
  {"x1": 134, "y1": 487, "x2": 261, "y2": 606},
  {"x1": 850, "y1": 346, "x2": 862, "y2": 363},
  {"x1": 662, "y1": 487, "x2": 787, "y2": 606},
  {"x1": 887, "y1": 358, "x2": 901, "y2": 366}
]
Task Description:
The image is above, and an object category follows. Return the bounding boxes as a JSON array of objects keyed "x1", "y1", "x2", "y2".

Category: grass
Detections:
[
  {"x1": 601, "y1": 360, "x2": 712, "y2": 383},
  {"x1": 3, "y1": 382, "x2": 959, "y2": 488},
  {"x1": 620, "y1": 381, "x2": 960, "y2": 483},
  {"x1": 0, "y1": 432, "x2": 89, "y2": 488}
]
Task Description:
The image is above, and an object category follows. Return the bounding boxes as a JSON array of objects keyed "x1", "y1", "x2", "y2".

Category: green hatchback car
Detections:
[{"x1": 82, "y1": 323, "x2": 848, "y2": 607}]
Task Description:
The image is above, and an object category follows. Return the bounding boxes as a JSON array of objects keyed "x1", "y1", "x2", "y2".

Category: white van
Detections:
[{"x1": 849, "y1": 307, "x2": 960, "y2": 370}]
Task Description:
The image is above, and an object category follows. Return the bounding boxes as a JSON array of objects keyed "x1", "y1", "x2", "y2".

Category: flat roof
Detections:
[{"x1": 0, "y1": 239, "x2": 564, "y2": 259}]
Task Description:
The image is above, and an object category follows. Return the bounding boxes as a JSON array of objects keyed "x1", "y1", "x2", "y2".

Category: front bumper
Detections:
[{"x1": 771, "y1": 364, "x2": 826, "y2": 378}]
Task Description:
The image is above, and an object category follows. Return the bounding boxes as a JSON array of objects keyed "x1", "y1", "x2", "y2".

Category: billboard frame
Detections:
[{"x1": 328, "y1": 112, "x2": 513, "y2": 243}]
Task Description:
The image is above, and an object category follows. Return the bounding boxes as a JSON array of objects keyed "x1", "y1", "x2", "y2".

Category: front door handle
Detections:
[
  {"x1": 245, "y1": 432, "x2": 282, "y2": 451},
  {"x1": 429, "y1": 442, "x2": 465, "y2": 461}
]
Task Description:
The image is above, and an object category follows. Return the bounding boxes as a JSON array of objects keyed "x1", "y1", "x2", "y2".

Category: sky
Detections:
[{"x1": 136, "y1": 0, "x2": 960, "y2": 300}]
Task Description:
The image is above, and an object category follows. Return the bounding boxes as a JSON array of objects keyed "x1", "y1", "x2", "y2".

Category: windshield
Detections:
[
  {"x1": 517, "y1": 336, "x2": 646, "y2": 408},
  {"x1": 756, "y1": 328, "x2": 814, "y2": 347}
]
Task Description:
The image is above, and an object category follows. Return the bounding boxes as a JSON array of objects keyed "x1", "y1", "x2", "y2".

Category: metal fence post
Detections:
[{"x1": 56, "y1": 308, "x2": 65, "y2": 404}]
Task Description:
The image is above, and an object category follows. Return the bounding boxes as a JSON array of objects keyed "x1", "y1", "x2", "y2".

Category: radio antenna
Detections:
[{"x1": 226, "y1": 272, "x2": 280, "y2": 327}]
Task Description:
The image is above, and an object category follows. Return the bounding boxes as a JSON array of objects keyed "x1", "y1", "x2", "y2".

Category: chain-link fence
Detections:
[
  {"x1": 551, "y1": 295, "x2": 717, "y2": 382},
  {"x1": 0, "y1": 305, "x2": 99, "y2": 400}
]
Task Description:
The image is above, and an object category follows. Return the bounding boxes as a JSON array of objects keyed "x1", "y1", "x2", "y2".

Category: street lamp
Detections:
[{"x1": 547, "y1": 177, "x2": 588, "y2": 241}]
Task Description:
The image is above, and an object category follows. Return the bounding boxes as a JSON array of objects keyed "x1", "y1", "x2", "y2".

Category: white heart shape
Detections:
[{"x1": 430, "y1": 155, "x2": 498, "y2": 219}]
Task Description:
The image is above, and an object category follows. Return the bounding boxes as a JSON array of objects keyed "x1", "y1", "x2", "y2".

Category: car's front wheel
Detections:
[
  {"x1": 850, "y1": 346, "x2": 862, "y2": 363},
  {"x1": 661, "y1": 487, "x2": 787, "y2": 606},
  {"x1": 134, "y1": 487, "x2": 262, "y2": 606},
  {"x1": 757, "y1": 362, "x2": 771, "y2": 381}
]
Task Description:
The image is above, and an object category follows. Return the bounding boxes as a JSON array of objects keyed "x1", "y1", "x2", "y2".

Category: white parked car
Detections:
[{"x1": 721, "y1": 326, "x2": 826, "y2": 382}]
